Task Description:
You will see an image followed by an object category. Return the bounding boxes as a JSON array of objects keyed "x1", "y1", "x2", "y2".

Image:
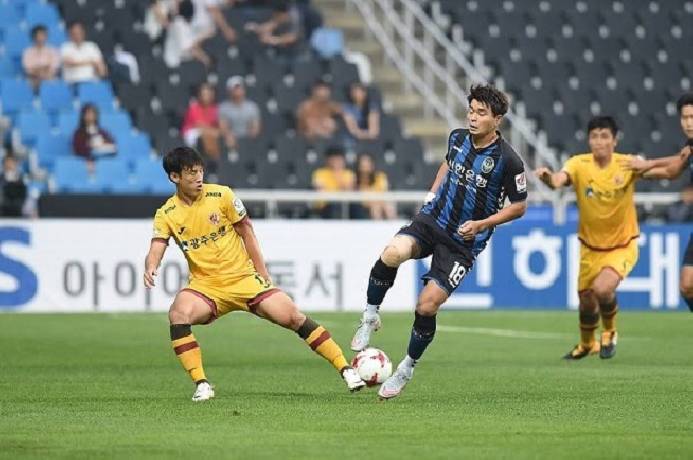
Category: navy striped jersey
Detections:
[{"x1": 421, "y1": 129, "x2": 527, "y2": 255}]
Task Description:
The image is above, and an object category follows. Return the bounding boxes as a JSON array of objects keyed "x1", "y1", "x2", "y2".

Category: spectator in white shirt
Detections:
[
  {"x1": 192, "y1": 0, "x2": 237, "y2": 44},
  {"x1": 61, "y1": 21, "x2": 107, "y2": 83},
  {"x1": 164, "y1": 0, "x2": 211, "y2": 68}
]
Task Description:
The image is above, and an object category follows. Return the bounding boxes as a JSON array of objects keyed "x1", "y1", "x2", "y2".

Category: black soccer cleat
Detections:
[
  {"x1": 599, "y1": 331, "x2": 618, "y2": 359},
  {"x1": 562, "y1": 342, "x2": 599, "y2": 360}
]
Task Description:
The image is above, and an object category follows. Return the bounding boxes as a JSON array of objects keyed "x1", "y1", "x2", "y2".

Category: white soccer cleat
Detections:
[
  {"x1": 377, "y1": 360, "x2": 414, "y2": 400},
  {"x1": 342, "y1": 367, "x2": 366, "y2": 392},
  {"x1": 350, "y1": 314, "x2": 382, "y2": 351},
  {"x1": 192, "y1": 381, "x2": 215, "y2": 402}
]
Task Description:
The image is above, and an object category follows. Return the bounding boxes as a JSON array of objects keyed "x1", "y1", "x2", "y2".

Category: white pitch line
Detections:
[{"x1": 437, "y1": 325, "x2": 570, "y2": 340}]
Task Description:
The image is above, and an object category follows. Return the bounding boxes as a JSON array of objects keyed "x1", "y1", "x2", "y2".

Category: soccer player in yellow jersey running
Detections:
[
  {"x1": 144, "y1": 147, "x2": 365, "y2": 401},
  {"x1": 535, "y1": 116, "x2": 645, "y2": 360}
]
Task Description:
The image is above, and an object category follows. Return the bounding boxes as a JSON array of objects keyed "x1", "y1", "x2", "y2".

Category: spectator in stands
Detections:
[
  {"x1": 61, "y1": 21, "x2": 108, "y2": 83},
  {"x1": 667, "y1": 185, "x2": 693, "y2": 223},
  {"x1": 181, "y1": 82, "x2": 221, "y2": 162},
  {"x1": 219, "y1": 76, "x2": 261, "y2": 150},
  {"x1": 245, "y1": 1, "x2": 301, "y2": 51},
  {"x1": 22, "y1": 25, "x2": 60, "y2": 89},
  {"x1": 0, "y1": 156, "x2": 28, "y2": 217},
  {"x1": 72, "y1": 104, "x2": 117, "y2": 163},
  {"x1": 144, "y1": 0, "x2": 178, "y2": 42},
  {"x1": 164, "y1": 0, "x2": 212, "y2": 68},
  {"x1": 342, "y1": 82, "x2": 381, "y2": 145},
  {"x1": 312, "y1": 146, "x2": 355, "y2": 219},
  {"x1": 353, "y1": 153, "x2": 395, "y2": 220},
  {"x1": 297, "y1": 80, "x2": 342, "y2": 141},
  {"x1": 191, "y1": 0, "x2": 237, "y2": 44}
]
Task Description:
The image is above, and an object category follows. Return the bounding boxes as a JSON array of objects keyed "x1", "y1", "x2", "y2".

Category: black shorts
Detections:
[
  {"x1": 685, "y1": 235, "x2": 693, "y2": 267},
  {"x1": 397, "y1": 213, "x2": 475, "y2": 295}
]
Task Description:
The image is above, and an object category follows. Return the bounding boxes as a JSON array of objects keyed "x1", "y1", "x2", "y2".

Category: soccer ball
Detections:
[{"x1": 351, "y1": 348, "x2": 392, "y2": 386}]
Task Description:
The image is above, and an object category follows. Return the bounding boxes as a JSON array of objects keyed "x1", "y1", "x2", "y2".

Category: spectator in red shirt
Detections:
[
  {"x1": 72, "y1": 104, "x2": 116, "y2": 165},
  {"x1": 181, "y1": 82, "x2": 221, "y2": 161}
]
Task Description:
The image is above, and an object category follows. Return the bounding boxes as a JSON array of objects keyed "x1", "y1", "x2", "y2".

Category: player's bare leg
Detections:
[
  {"x1": 379, "y1": 281, "x2": 447, "y2": 400},
  {"x1": 254, "y1": 291, "x2": 365, "y2": 392},
  {"x1": 680, "y1": 266, "x2": 693, "y2": 311},
  {"x1": 593, "y1": 268, "x2": 621, "y2": 359},
  {"x1": 352, "y1": 235, "x2": 421, "y2": 351},
  {"x1": 169, "y1": 290, "x2": 215, "y2": 401}
]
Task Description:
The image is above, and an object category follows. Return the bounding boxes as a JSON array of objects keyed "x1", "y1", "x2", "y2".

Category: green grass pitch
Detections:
[{"x1": 1, "y1": 311, "x2": 692, "y2": 459}]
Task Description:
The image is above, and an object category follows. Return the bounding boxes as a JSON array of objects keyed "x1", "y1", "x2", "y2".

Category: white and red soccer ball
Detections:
[{"x1": 351, "y1": 348, "x2": 392, "y2": 386}]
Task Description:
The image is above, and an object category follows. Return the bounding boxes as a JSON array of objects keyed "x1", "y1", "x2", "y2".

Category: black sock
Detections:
[
  {"x1": 366, "y1": 258, "x2": 398, "y2": 306},
  {"x1": 407, "y1": 312, "x2": 436, "y2": 360},
  {"x1": 685, "y1": 296, "x2": 693, "y2": 312}
]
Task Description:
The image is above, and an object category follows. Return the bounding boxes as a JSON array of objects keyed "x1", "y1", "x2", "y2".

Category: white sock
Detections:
[
  {"x1": 402, "y1": 355, "x2": 416, "y2": 368},
  {"x1": 364, "y1": 303, "x2": 379, "y2": 319}
]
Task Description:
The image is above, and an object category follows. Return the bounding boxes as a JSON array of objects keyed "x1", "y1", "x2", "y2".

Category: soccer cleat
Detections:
[
  {"x1": 377, "y1": 360, "x2": 414, "y2": 400},
  {"x1": 341, "y1": 367, "x2": 366, "y2": 392},
  {"x1": 350, "y1": 314, "x2": 382, "y2": 351},
  {"x1": 599, "y1": 331, "x2": 618, "y2": 359},
  {"x1": 562, "y1": 342, "x2": 600, "y2": 360},
  {"x1": 192, "y1": 381, "x2": 215, "y2": 402}
]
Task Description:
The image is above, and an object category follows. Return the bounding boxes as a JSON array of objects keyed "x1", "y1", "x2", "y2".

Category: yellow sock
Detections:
[
  {"x1": 298, "y1": 319, "x2": 349, "y2": 372},
  {"x1": 600, "y1": 299, "x2": 618, "y2": 332},
  {"x1": 579, "y1": 310, "x2": 599, "y2": 347},
  {"x1": 171, "y1": 325, "x2": 207, "y2": 383}
]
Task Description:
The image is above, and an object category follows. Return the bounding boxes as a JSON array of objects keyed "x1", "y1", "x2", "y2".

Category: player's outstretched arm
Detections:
[
  {"x1": 635, "y1": 146, "x2": 691, "y2": 180},
  {"x1": 534, "y1": 167, "x2": 570, "y2": 190},
  {"x1": 144, "y1": 239, "x2": 168, "y2": 288},
  {"x1": 425, "y1": 161, "x2": 449, "y2": 202},
  {"x1": 234, "y1": 217, "x2": 272, "y2": 283}
]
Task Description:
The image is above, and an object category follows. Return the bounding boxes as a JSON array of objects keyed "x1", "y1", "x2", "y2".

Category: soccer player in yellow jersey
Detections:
[
  {"x1": 143, "y1": 147, "x2": 365, "y2": 401},
  {"x1": 535, "y1": 116, "x2": 643, "y2": 360}
]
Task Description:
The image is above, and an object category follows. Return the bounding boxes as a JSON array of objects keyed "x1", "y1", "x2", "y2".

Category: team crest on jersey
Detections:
[
  {"x1": 514, "y1": 172, "x2": 527, "y2": 193},
  {"x1": 208, "y1": 212, "x2": 221, "y2": 225},
  {"x1": 481, "y1": 157, "x2": 495, "y2": 173},
  {"x1": 233, "y1": 197, "x2": 247, "y2": 217}
]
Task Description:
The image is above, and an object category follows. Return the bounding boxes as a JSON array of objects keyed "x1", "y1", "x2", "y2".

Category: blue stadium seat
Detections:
[
  {"x1": 4, "y1": 26, "x2": 31, "y2": 60},
  {"x1": 36, "y1": 132, "x2": 71, "y2": 169},
  {"x1": 116, "y1": 131, "x2": 152, "y2": 164},
  {"x1": 0, "y1": 3, "x2": 21, "y2": 29},
  {"x1": 77, "y1": 81, "x2": 115, "y2": 112},
  {"x1": 94, "y1": 158, "x2": 131, "y2": 192},
  {"x1": 57, "y1": 110, "x2": 79, "y2": 135},
  {"x1": 100, "y1": 111, "x2": 132, "y2": 137},
  {"x1": 0, "y1": 78, "x2": 34, "y2": 116},
  {"x1": 39, "y1": 80, "x2": 74, "y2": 114},
  {"x1": 135, "y1": 158, "x2": 172, "y2": 194},
  {"x1": 25, "y1": 2, "x2": 60, "y2": 28},
  {"x1": 16, "y1": 110, "x2": 50, "y2": 147},
  {"x1": 0, "y1": 57, "x2": 15, "y2": 78},
  {"x1": 47, "y1": 25, "x2": 67, "y2": 47},
  {"x1": 54, "y1": 157, "x2": 99, "y2": 193}
]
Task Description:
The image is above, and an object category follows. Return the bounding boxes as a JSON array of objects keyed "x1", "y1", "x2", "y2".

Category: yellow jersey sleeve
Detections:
[
  {"x1": 152, "y1": 208, "x2": 171, "y2": 242},
  {"x1": 561, "y1": 155, "x2": 581, "y2": 184},
  {"x1": 373, "y1": 172, "x2": 389, "y2": 192},
  {"x1": 223, "y1": 187, "x2": 247, "y2": 224}
]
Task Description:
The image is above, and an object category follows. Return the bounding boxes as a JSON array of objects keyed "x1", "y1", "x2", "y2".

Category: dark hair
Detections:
[
  {"x1": 355, "y1": 153, "x2": 376, "y2": 187},
  {"x1": 325, "y1": 145, "x2": 345, "y2": 158},
  {"x1": 78, "y1": 103, "x2": 99, "y2": 130},
  {"x1": 677, "y1": 93, "x2": 693, "y2": 114},
  {"x1": 68, "y1": 21, "x2": 83, "y2": 30},
  {"x1": 314, "y1": 79, "x2": 330, "y2": 89},
  {"x1": 348, "y1": 82, "x2": 371, "y2": 125},
  {"x1": 467, "y1": 84, "x2": 509, "y2": 117},
  {"x1": 587, "y1": 116, "x2": 618, "y2": 137},
  {"x1": 31, "y1": 25, "x2": 47, "y2": 40},
  {"x1": 163, "y1": 147, "x2": 204, "y2": 179},
  {"x1": 178, "y1": 0, "x2": 194, "y2": 22}
]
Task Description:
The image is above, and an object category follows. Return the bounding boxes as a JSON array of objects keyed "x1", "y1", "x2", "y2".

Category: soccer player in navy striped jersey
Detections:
[{"x1": 350, "y1": 84, "x2": 528, "y2": 399}]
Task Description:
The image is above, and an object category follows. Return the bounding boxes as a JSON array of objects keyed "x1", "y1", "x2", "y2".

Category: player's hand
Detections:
[
  {"x1": 534, "y1": 167, "x2": 553, "y2": 185},
  {"x1": 624, "y1": 155, "x2": 650, "y2": 173},
  {"x1": 143, "y1": 268, "x2": 158, "y2": 289},
  {"x1": 458, "y1": 220, "x2": 487, "y2": 241}
]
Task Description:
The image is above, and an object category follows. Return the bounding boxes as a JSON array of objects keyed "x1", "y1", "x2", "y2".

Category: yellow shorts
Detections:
[
  {"x1": 183, "y1": 272, "x2": 279, "y2": 323},
  {"x1": 578, "y1": 238, "x2": 639, "y2": 291}
]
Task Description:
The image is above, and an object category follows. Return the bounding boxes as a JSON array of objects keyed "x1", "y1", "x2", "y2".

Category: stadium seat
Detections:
[
  {"x1": 53, "y1": 157, "x2": 100, "y2": 193},
  {"x1": 100, "y1": 111, "x2": 132, "y2": 137},
  {"x1": 16, "y1": 110, "x2": 51, "y2": 147},
  {"x1": 47, "y1": 25, "x2": 67, "y2": 47},
  {"x1": 57, "y1": 110, "x2": 79, "y2": 135},
  {"x1": 77, "y1": 81, "x2": 115, "y2": 112},
  {"x1": 25, "y1": 2, "x2": 60, "y2": 28},
  {"x1": 115, "y1": 131, "x2": 152, "y2": 164},
  {"x1": 3, "y1": 26, "x2": 31, "y2": 60},
  {"x1": 0, "y1": 78, "x2": 34, "y2": 116},
  {"x1": 39, "y1": 80, "x2": 74, "y2": 114},
  {"x1": 134, "y1": 158, "x2": 172, "y2": 194},
  {"x1": 0, "y1": 3, "x2": 21, "y2": 29},
  {"x1": 36, "y1": 132, "x2": 71, "y2": 169},
  {"x1": 94, "y1": 158, "x2": 130, "y2": 192},
  {"x1": 0, "y1": 57, "x2": 15, "y2": 78}
]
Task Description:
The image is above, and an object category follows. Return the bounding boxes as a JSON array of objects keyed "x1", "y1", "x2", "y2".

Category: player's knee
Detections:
[
  {"x1": 289, "y1": 309, "x2": 307, "y2": 331},
  {"x1": 592, "y1": 284, "x2": 615, "y2": 304},
  {"x1": 381, "y1": 244, "x2": 405, "y2": 267},
  {"x1": 416, "y1": 296, "x2": 441, "y2": 316},
  {"x1": 680, "y1": 279, "x2": 693, "y2": 299},
  {"x1": 168, "y1": 306, "x2": 191, "y2": 324}
]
